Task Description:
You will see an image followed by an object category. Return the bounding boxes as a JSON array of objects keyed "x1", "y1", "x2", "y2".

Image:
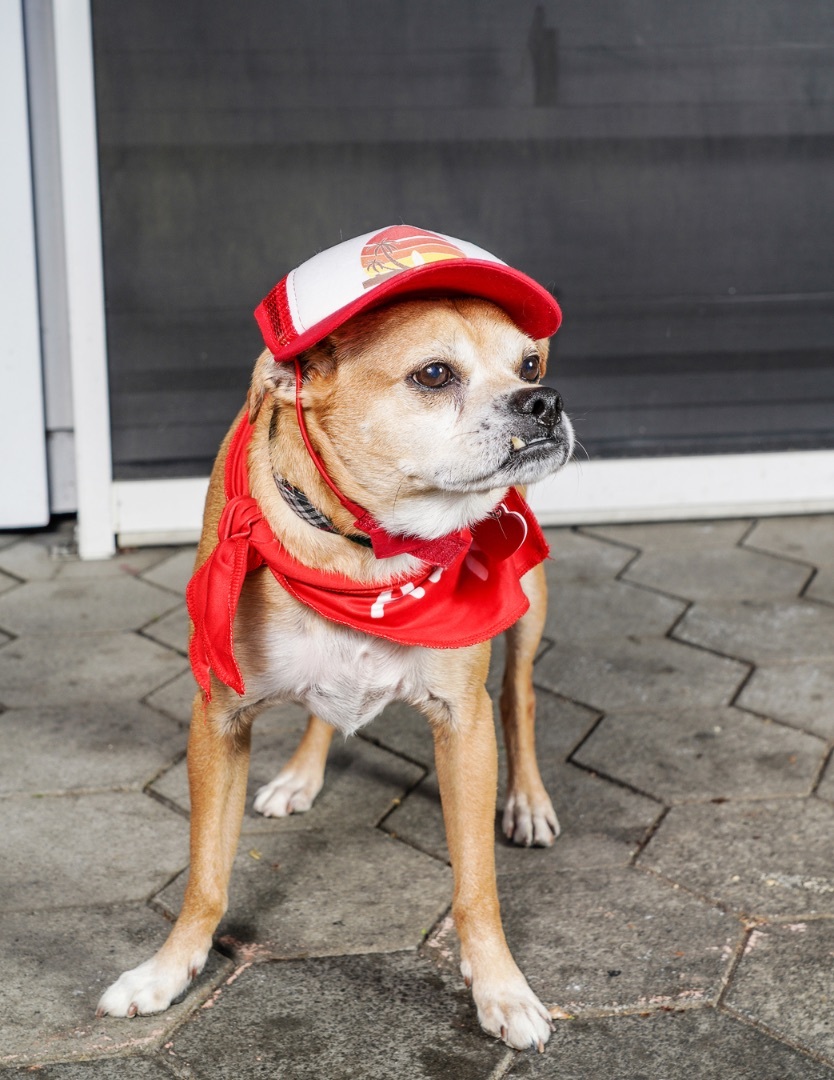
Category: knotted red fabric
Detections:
[{"x1": 186, "y1": 415, "x2": 550, "y2": 698}]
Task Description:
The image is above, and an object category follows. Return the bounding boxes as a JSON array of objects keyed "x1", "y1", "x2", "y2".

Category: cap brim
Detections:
[{"x1": 257, "y1": 260, "x2": 561, "y2": 362}]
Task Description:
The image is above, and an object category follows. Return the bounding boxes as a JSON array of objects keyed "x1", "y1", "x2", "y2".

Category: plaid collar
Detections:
[{"x1": 273, "y1": 474, "x2": 373, "y2": 548}]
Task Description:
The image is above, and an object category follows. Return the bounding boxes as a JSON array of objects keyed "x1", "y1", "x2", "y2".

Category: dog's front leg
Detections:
[
  {"x1": 500, "y1": 562, "x2": 559, "y2": 847},
  {"x1": 433, "y1": 687, "x2": 553, "y2": 1051},
  {"x1": 97, "y1": 691, "x2": 251, "y2": 1017}
]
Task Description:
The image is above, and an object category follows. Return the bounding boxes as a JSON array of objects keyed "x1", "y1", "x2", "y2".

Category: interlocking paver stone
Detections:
[
  {"x1": 143, "y1": 668, "x2": 199, "y2": 724},
  {"x1": 56, "y1": 549, "x2": 175, "y2": 580},
  {"x1": 0, "y1": 1060, "x2": 175, "y2": 1078},
  {"x1": 0, "y1": 570, "x2": 17, "y2": 595},
  {"x1": 166, "y1": 953, "x2": 506, "y2": 1080},
  {"x1": 0, "y1": 632, "x2": 188, "y2": 707},
  {"x1": 0, "y1": 578, "x2": 181, "y2": 635},
  {"x1": 813, "y1": 756, "x2": 834, "y2": 804},
  {"x1": 675, "y1": 599, "x2": 834, "y2": 664},
  {"x1": 491, "y1": 866, "x2": 740, "y2": 1016},
  {"x1": 544, "y1": 527, "x2": 635, "y2": 581},
  {"x1": 745, "y1": 515, "x2": 834, "y2": 606},
  {"x1": 583, "y1": 520, "x2": 752, "y2": 552},
  {"x1": 0, "y1": 535, "x2": 168, "y2": 583},
  {"x1": 157, "y1": 827, "x2": 451, "y2": 960},
  {"x1": 151, "y1": 706, "x2": 424, "y2": 834},
  {"x1": 1, "y1": 792, "x2": 189, "y2": 910},
  {"x1": 0, "y1": 905, "x2": 230, "y2": 1067},
  {"x1": 362, "y1": 700, "x2": 436, "y2": 767},
  {"x1": 573, "y1": 707, "x2": 826, "y2": 803},
  {"x1": 543, "y1": 579, "x2": 685, "y2": 642},
  {"x1": 640, "y1": 798, "x2": 834, "y2": 916},
  {"x1": 534, "y1": 635, "x2": 747, "y2": 712},
  {"x1": 0, "y1": 701, "x2": 184, "y2": 795},
  {"x1": 737, "y1": 661, "x2": 834, "y2": 739},
  {"x1": 508, "y1": 1009, "x2": 834, "y2": 1079},
  {"x1": 623, "y1": 546, "x2": 810, "y2": 602},
  {"x1": 0, "y1": 535, "x2": 76, "y2": 581},
  {"x1": 140, "y1": 546, "x2": 196, "y2": 595},
  {"x1": 726, "y1": 920, "x2": 834, "y2": 1065},
  {"x1": 141, "y1": 604, "x2": 188, "y2": 655}
]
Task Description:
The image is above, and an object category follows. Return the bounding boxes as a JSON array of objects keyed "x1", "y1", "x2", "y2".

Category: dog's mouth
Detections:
[
  {"x1": 498, "y1": 430, "x2": 572, "y2": 472},
  {"x1": 508, "y1": 434, "x2": 559, "y2": 457}
]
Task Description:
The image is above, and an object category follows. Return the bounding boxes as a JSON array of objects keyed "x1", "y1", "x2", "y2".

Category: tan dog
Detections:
[{"x1": 97, "y1": 296, "x2": 574, "y2": 1050}]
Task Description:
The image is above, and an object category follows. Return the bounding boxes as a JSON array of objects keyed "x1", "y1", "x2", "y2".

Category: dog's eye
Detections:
[
  {"x1": 520, "y1": 354, "x2": 541, "y2": 382},
  {"x1": 413, "y1": 362, "x2": 453, "y2": 389}
]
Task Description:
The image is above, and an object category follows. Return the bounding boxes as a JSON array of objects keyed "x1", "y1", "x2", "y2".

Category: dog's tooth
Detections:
[{"x1": 511, "y1": 436, "x2": 527, "y2": 451}]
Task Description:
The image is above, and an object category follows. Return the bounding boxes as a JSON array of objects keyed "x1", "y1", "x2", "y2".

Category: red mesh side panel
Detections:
[{"x1": 257, "y1": 278, "x2": 295, "y2": 352}]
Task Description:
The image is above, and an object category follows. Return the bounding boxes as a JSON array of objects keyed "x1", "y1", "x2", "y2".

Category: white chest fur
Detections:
[{"x1": 235, "y1": 602, "x2": 430, "y2": 736}]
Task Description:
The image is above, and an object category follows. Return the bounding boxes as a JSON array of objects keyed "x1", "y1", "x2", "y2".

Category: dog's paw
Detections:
[
  {"x1": 471, "y1": 974, "x2": 554, "y2": 1051},
  {"x1": 253, "y1": 766, "x2": 323, "y2": 818},
  {"x1": 503, "y1": 788, "x2": 560, "y2": 847},
  {"x1": 96, "y1": 950, "x2": 206, "y2": 1018}
]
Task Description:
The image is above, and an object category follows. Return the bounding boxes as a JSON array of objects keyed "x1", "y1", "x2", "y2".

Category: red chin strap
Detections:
[{"x1": 292, "y1": 358, "x2": 471, "y2": 568}]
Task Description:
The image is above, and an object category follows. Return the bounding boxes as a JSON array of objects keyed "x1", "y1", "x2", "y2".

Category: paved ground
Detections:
[{"x1": 2, "y1": 514, "x2": 834, "y2": 1078}]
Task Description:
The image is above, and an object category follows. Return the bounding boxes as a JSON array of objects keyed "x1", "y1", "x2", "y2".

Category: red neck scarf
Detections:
[{"x1": 186, "y1": 415, "x2": 549, "y2": 697}]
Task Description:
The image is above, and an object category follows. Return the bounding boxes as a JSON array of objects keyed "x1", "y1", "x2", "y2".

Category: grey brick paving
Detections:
[
  {"x1": 166, "y1": 954, "x2": 507, "y2": 1080},
  {"x1": 0, "y1": 577, "x2": 181, "y2": 635},
  {"x1": 141, "y1": 603, "x2": 189, "y2": 655},
  {"x1": 675, "y1": 598, "x2": 834, "y2": 664},
  {"x1": 0, "y1": 631, "x2": 188, "y2": 707},
  {"x1": 0, "y1": 792, "x2": 189, "y2": 911},
  {"x1": 725, "y1": 920, "x2": 834, "y2": 1063},
  {"x1": 496, "y1": 866, "x2": 741, "y2": 1017},
  {"x1": 2, "y1": 513, "x2": 834, "y2": 1073},
  {"x1": 640, "y1": 798, "x2": 834, "y2": 917},
  {"x1": 737, "y1": 660, "x2": 834, "y2": 738},
  {"x1": 157, "y1": 827, "x2": 451, "y2": 961},
  {"x1": 0, "y1": 701, "x2": 184, "y2": 795},
  {"x1": 622, "y1": 545, "x2": 812, "y2": 602},
  {"x1": 573, "y1": 706, "x2": 826, "y2": 803},
  {"x1": 1, "y1": 905, "x2": 231, "y2": 1067},
  {"x1": 508, "y1": 1010, "x2": 834, "y2": 1079}
]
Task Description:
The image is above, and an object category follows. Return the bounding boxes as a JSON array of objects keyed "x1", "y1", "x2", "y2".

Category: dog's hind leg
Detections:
[
  {"x1": 97, "y1": 690, "x2": 252, "y2": 1017},
  {"x1": 499, "y1": 562, "x2": 559, "y2": 847},
  {"x1": 432, "y1": 682, "x2": 553, "y2": 1050},
  {"x1": 253, "y1": 713, "x2": 334, "y2": 817}
]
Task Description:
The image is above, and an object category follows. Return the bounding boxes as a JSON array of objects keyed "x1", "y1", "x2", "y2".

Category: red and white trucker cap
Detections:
[{"x1": 254, "y1": 224, "x2": 562, "y2": 362}]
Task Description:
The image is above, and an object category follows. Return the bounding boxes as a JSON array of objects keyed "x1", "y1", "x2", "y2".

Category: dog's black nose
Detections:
[{"x1": 508, "y1": 386, "x2": 563, "y2": 433}]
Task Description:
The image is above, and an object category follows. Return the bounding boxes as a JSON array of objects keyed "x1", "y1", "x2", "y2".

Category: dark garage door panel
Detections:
[{"x1": 92, "y1": 1, "x2": 834, "y2": 479}]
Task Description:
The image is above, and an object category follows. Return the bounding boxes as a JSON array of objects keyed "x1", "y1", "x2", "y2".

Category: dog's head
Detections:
[{"x1": 249, "y1": 297, "x2": 573, "y2": 539}]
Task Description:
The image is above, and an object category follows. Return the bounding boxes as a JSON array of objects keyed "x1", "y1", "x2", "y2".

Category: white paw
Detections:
[
  {"x1": 472, "y1": 974, "x2": 554, "y2": 1051},
  {"x1": 96, "y1": 949, "x2": 206, "y2": 1018},
  {"x1": 503, "y1": 789, "x2": 560, "y2": 847},
  {"x1": 253, "y1": 766, "x2": 322, "y2": 818}
]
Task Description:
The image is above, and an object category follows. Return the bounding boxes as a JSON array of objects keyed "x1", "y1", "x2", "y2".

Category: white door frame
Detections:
[{"x1": 51, "y1": 0, "x2": 115, "y2": 558}]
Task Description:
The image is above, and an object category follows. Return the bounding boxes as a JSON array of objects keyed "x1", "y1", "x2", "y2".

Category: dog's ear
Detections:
[
  {"x1": 247, "y1": 342, "x2": 340, "y2": 422},
  {"x1": 247, "y1": 350, "x2": 295, "y2": 422}
]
